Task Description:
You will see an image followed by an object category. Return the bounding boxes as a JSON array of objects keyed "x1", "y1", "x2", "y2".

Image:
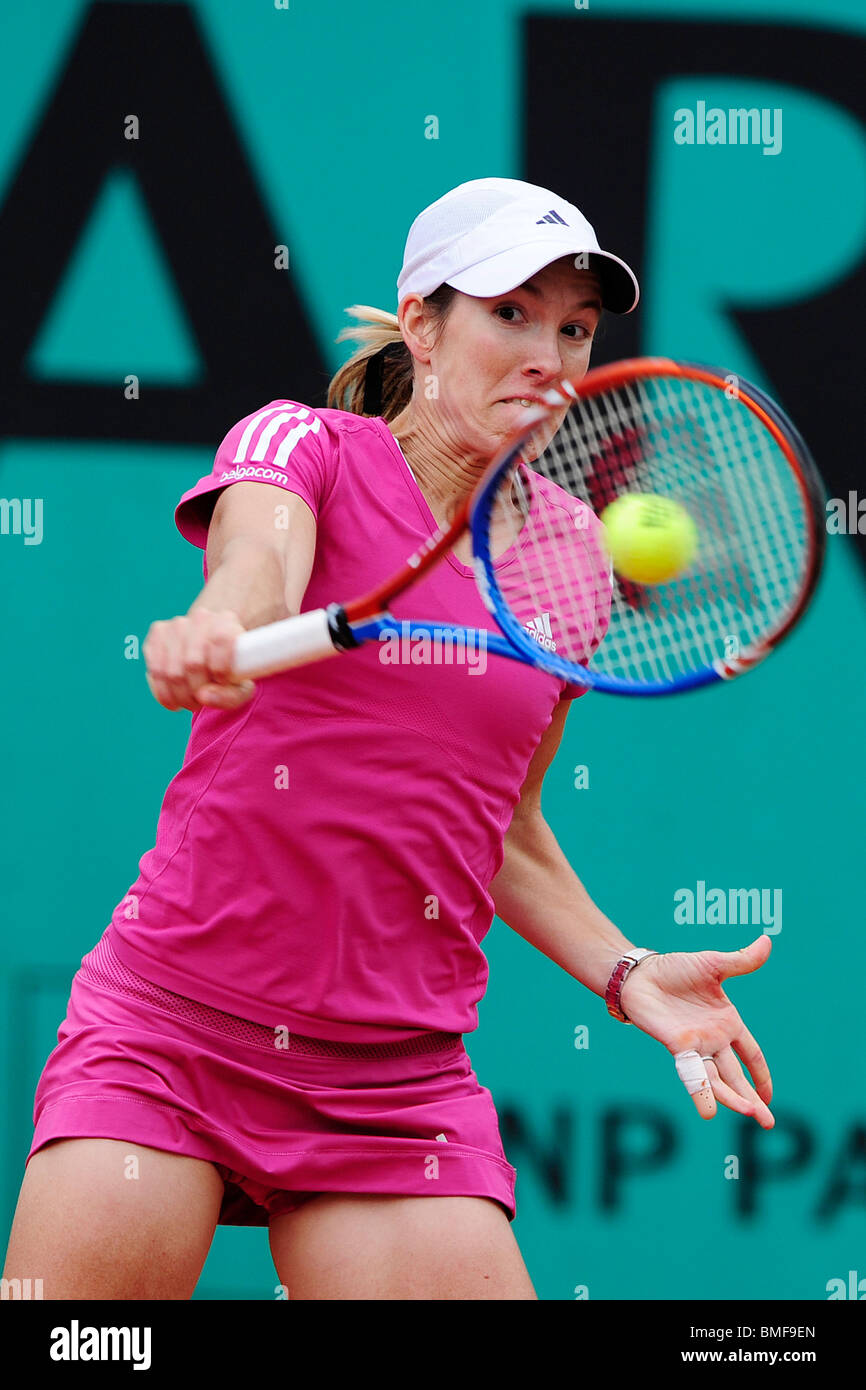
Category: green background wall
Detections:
[{"x1": 1, "y1": 0, "x2": 864, "y2": 1300}]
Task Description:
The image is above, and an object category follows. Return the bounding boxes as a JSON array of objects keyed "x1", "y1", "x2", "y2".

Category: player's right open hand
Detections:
[{"x1": 143, "y1": 608, "x2": 255, "y2": 712}]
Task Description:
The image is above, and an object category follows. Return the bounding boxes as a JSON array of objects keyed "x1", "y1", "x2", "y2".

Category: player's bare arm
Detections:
[
  {"x1": 492, "y1": 697, "x2": 775, "y2": 1130},
  {"x1": 491, "y1": 698, "x2": 640, "y2": 998},
  {"x1": 143, "y1": 483, "x2": 316, "y2": 712}
]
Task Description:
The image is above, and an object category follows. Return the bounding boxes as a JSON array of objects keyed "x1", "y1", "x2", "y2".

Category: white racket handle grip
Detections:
[{"x1": 232, "y1": 607, "x2": 340, "y2": 680}]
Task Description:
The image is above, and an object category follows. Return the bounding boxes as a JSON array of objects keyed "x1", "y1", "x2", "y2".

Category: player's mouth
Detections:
[{"x1": 499, "y1": 396, "x2": 546, "y2": 408}]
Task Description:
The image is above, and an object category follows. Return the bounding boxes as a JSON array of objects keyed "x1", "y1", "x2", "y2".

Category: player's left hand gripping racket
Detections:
[{"x1": 230, "y1": 358, "x2": 826, "y2": 696}]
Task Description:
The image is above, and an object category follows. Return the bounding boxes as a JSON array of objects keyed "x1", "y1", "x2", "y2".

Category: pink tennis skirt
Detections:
[{"x1": 27, "y1": 931, "x2": 517, "y2": 1227}]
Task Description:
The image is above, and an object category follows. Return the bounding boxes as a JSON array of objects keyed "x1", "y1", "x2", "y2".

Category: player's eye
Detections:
[
  {"x1": 562, "y1": 323, "x2": 593, "y2": 341},
  {"x1": 495, "y1": 304, "x2": 525, "y2": 323}
]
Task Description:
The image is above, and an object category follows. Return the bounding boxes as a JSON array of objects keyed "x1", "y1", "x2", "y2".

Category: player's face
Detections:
[{"x1": 429, "y1": 258, "x2": 602, "y2": 459}]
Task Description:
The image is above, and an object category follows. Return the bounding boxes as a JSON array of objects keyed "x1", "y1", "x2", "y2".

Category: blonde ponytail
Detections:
[{"x1": 327, "y1": 287, "x2": 456, "y2": 422}]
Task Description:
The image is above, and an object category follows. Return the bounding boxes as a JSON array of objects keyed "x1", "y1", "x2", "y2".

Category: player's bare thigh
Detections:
[
  {"x1": 268, "y1": 1193, "x2": 538, "y2": 1300},
  {"x1": 3, "y1": 1138, "x2": 225, "y2": 1300}
]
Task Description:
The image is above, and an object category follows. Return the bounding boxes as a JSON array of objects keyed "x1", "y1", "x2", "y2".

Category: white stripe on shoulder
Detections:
[
  {"x1": 233, "y1": 406, "x2": 289, "y2": 463},
  {"x1": 232, "y1": 404, "x2": 313, "y2": 465},
  {"x1": 252, "y1": 409, "x2": 310, "y2": 461},
  {"x1": 271, "y1": 413, "x2": 321, "y2": 467}
]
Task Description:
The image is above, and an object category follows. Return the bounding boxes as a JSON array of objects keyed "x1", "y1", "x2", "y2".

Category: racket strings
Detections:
[{"x1": 488, "y1": 374, "x2": 810, "y2": 684}]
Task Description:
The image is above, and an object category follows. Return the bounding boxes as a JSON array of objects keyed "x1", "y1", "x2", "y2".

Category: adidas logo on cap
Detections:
[{"x1": 535, "y1": 210, "x2": 569, "y2": 226}]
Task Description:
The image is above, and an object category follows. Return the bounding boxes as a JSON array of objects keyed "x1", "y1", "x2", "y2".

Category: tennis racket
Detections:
[{"x1": 231, "y1": 357, "x2": 825, "y2": 696}]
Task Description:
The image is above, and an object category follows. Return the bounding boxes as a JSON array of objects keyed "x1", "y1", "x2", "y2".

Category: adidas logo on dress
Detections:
[{"x1": 524, "y1": 612, "x2": 557, "y2": 651}]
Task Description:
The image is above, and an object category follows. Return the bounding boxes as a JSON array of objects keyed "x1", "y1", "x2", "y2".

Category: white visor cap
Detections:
[{"x1": 396, "y1": 177, "x2": 639, "y2": 314}]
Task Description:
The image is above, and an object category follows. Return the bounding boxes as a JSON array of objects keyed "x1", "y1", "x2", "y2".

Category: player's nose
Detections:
[{"x1": 520, "y1": 331, "x2": 567, "y2": 383}]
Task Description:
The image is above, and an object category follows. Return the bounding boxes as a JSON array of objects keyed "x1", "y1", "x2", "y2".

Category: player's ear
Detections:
[{"x1": 398, "y1": 294, "x2": 437, "y2": 363}]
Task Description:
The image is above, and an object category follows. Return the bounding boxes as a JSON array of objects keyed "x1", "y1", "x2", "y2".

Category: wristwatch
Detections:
[{"x1": 605, "y1": 948, "x2": 660, "y2": 1023}]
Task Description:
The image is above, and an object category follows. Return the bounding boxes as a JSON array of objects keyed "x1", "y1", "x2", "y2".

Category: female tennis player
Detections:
[{"x1": 3, "y1": 177, "x2": 774, "y2": 1301}]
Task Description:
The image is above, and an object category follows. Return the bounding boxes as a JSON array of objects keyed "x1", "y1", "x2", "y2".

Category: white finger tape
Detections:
[{"x1": 675, "y1": 1049, "x2": 712, "y2": 1095}]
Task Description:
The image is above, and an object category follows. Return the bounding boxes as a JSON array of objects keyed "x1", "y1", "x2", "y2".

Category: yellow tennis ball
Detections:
[{"x1": 600, "y1": 493, "x2": 698, "y2": 585}]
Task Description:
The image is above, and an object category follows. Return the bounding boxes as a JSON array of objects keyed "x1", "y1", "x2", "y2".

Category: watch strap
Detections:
[{"x1": 605, "y1": 948, "x2": 660, "y2": 1023}]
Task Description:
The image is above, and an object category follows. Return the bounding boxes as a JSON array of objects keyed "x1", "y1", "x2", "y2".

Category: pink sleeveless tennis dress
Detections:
[{"x1": 27, "y1": 401, "x2": 610, "y2": 1225}]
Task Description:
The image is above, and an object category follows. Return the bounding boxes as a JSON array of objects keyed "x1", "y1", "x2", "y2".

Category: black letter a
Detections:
[{"x1": 0, "y1": 1, "x2": 328, "y2": 444}]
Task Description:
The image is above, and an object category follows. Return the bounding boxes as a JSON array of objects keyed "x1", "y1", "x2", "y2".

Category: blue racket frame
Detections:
[
  {"x1": 466, "y1": 450, "x2": 719, "y2": 696},
  {"x1": 346, "y1": 365, "x2": 824, "y2": 697}
]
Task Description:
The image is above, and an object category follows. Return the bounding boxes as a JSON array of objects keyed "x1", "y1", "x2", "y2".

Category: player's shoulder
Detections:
[
  {"x1": 220, "y1": 399, "x2": 381, "y2": 452},
  {"x1": 226, "y1": 399, "x2": 381, "y2": 433}
]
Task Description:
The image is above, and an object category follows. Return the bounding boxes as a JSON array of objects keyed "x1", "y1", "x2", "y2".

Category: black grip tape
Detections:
[{"x1": 326, "y1": 603, "x2": 361, "y2": 652}]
